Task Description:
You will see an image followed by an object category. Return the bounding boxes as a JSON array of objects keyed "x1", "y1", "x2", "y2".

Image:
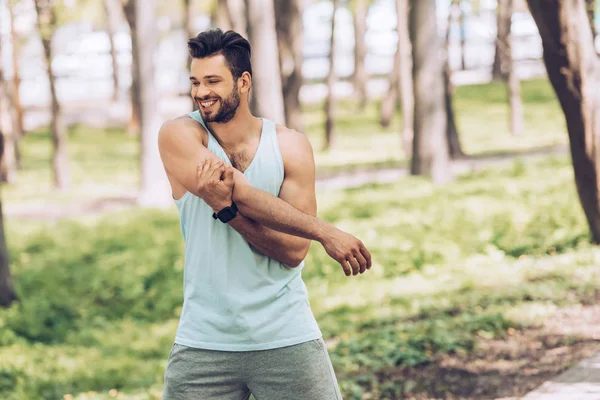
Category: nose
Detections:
[{"x1": 193, "y1": 83, "x2": 211, "y2": 100}]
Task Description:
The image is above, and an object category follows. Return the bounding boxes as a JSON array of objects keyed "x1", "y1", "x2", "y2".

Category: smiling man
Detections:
[{"x1": 158, "y1": 29, "x2": 371, "y2": 400}]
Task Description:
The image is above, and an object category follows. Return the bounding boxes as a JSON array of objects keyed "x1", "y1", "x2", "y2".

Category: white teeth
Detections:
[{"x1": 201, "y1": 100, "x2": 217, "y2": 108}]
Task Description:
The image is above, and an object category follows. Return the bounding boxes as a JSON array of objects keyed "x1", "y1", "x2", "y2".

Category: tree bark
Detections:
[
  {"x1": 123, "y1": 0, "x2": 141, "y2": 136},
  {"x1": 458, "y1": 1, "x2": 467, "y2": 70},
  {"x1": 183, "y1": 0, "x2": 196, "y2": 111},
  {"x1": 0, "y1": 134, "x2": 17, "y2": 308},
  {"x1": 380, "y1": 0, "x2": 414, "y2": 158},
  {"x1": 504, "y1": 0, "x2": 524, "y2": 136},
  {"x1": 7, "y1": 3, "x2": 24, "y2": 141},
  {"x1": 103, "y1": 0, "x2": 120, "y2": 102},
  {"x1": 34, "y1": 0, "x2": 71, "y2": 190},
  {"x1": 527, "y1": 0, "x2": 600, "y2": 243},
  {"x1": 444, "y1": 9, "x2": 465, "y2": 159},
  {"x1": 245, "y1": 0, "x2": 286, "y2": 124},
  {"x1": 586, "y1": 0, "x2": 597, "y2": 38},
  {"x1": 275, "y1": 0, "x2": 304, "y2": 133},
  {"x1": 493, "y1": 0, "x2": 512, "y2": 80},
  {"x1": 0, "y1": 38, "x2": 17, "y2": 184},
  {"x1": 352, "y1": 0, "x2": 369, "y2": 110},
  {"x1": 324, "y1": 0, "x2": 338, "y2": 150},
  {"x1": 228, "y1": 0, "x2": 247, "y2": 37},
  {"x1": 129, "y1": 0, "x2": 171, "y2": 207},
  {"x1": 409, "y1": 0, "x2": 451, "y2": 184},
  {"x1": 397, "y1": 0, "x2": 414, "y2": 157},
  {"x1": 379, "y1": 50, "x2": 398, "y2": 129}
]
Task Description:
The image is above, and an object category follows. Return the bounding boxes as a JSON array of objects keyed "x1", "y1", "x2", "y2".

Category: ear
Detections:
[{"x1": 238, "y1": 72, "x2": 252, "y2": 94}]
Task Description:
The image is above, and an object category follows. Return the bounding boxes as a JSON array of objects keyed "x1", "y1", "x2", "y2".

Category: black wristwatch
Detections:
[{"x1": 213, "y1": 203, "x2": 238, "y2": 223}]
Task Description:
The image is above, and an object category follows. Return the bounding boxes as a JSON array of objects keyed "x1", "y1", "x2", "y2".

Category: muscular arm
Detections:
[
  {"x1": 226, "y1": 127, "x2": 316, "y2": 267},
  {"x1": 158, "y1": 116, "x2": 371, "y2": 275}
]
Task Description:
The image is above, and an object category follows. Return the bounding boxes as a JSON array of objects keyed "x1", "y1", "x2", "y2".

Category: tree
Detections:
[
  {"x1": 245, "y1": 0, "x2": 285, "y2": 124},
  {"x1": 503, "y1": 0, "x2": 524, "y2": 136},
  {"x1": 492, "y1": 0, "x2": 511, "y2": 80},
  {"x1": 275, "y1": 0, "x2": 304, "y2": 133},
  {"x1": 409, "y1": 0, "x2": 452, "y2": 184},
  {"x1": 125, "y1": 0, "x2": 171, "y2": 207},
  {"x1": 527, "y1": 0, "x2": 600, "y2": 242},
  {"x1": 444, "y1": 5, "x2": 465, "y2": 159},
  {"x1": 103, "y1": 0, "x2": 121, "y2": 102},
  {"x1": 0, "y1": 134, "x2": 17, "y2": 308},
  {"x1": 586, "y1": 0, "x2": 597, "y2": 38},
  {"x1": 0, "y1": 25, "x2": 18, "y2": 184},
  {"x1": 351, "y1": 0, "x2": 369, "y2": 110},
  {"x1": 122, "y1": 0, "x2": 141, "y2": 135},
  {"x1": 380, "y1": 0, "x2": 413, "y2": 157},
  {"x1": 324, "y1": 0, "x2": 338, "y2": 150},
  {"x1": 34, "y1": 0, "x2": 71, "y2": 190},
  {"x1": 7, "y1": 0, "x2": 24, "y2": 145}
]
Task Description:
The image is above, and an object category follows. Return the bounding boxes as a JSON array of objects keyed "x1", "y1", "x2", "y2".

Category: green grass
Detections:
[
  {"x1": 2, "y1": 151, "x2": 599, "y2": 399},
  {"x1": 3, "y1": 78, "x2": 566, "y2": 206}
]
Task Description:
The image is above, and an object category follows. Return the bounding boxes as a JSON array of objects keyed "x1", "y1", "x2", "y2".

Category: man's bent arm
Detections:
[
  {"x1": 158, "y1": 117, "x2": 371, "y2": 273},
  {"x1": 227, "y1": 127, "x2": 318, "y2": 267}
]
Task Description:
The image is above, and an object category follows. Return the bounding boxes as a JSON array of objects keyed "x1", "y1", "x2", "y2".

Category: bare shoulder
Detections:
[
  {"x1": 275, "y1": 124, "x2": 315, "y2": 162},
  {"x1": 159, "y1": 114, "x2": 207, "y2": 149}
]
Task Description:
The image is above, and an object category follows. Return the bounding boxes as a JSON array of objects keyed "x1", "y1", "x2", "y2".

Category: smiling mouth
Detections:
[{"x1": 199, "y1": 99, "x2": 218, "y2": 109}]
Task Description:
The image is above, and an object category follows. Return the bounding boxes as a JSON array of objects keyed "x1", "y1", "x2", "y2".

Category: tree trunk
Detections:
[
  {"x1": 213, "y1": 0, "x2": 232, "y2": 30},
  {"x1": 34, "y1": 1, "x2": 71, "y2": 190},
  {"x1": 228, "y1": 0, "x2": 247, "y2": 37},
  {"x1": 103, "y1": 0, "x2": 120, "y2": 102},
  {"x1": 397, "y1": 0, "x2": 414, "y2": 157},
  {"x1": 352, "y1": 0, "x2": 368, "y2": 110},
  {"x1": 380, "y1": 0, "x2": 413, "y2": 156},
  {"x1": 183, "y1": 0, "x2": 196, "y2": 111},
  {"x1": 123, "y1": 0, "x2": 141, "y2": 136},
  {"x1": 527, "y1": 0, "x2": 600, "y2": 243},
  {"x1": 504, "y1": 0, "x2": 523, "y2": 136},
  {"x1": 459, "y1": 1, "x2": 467, "y2": 70},
  {"x1": 275, "y1": 0, "x2": 304, "y2": 133},
  {"x1": 586, "y1": 0, "x2": 597, "y2": 38},
  {"x1": 324, "y1": 0, "x2": 338, "y2": 150},
  {"x1": 0, "y1": 40, "x2": 17, "y2": 184},
  {"x1": 493, "y1": 0, "x2": 511, "y2": 80},
  {"x1": 0, "y1": 133, "x2": 17, "y2": 308},
  {"x1": 129, "y1": 0, "x2": 172, "y2": 207},
  {"x1": 409, "y1": 0, "x2": 451, "y2": 184},
  {"x1": 245, "y1": 0, "x2": 286, "y2": 124},
  {"x1": 444, "y1": 9, "x2": 465, "y2": 159},
  {"x1": 7, "y1": 3, "x2": 24, "y2": 141},
  {"x1": 380, "y1": 49, "x2": 398, "y2": 129}
]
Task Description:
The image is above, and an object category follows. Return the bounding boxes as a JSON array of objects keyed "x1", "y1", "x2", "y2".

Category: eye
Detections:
[
  {"x1": 191, "y1": 82, "x2": 200, "y2": 87},
  {"x1": 207, "y1": 80, "x2": 219, "y2": 85}
]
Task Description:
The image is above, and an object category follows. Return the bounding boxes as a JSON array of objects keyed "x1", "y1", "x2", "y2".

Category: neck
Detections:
[{"x1": 207, "y1": 107, "x2": 262, "y2": 149}]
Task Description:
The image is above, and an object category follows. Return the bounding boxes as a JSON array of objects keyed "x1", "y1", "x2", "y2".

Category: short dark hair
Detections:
[{"x1": 188, "y1": 29, "x2": 252, "y2": 80}]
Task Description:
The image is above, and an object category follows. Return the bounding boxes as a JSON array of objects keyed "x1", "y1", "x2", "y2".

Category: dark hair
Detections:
[{"x1": 188, "y1": 29, "x2": 252, "y2": 79}]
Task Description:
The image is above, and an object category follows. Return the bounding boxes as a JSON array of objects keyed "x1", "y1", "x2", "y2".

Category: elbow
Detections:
[{"x1": 284, "y1": 245, "x2": 310, "y2": 269}]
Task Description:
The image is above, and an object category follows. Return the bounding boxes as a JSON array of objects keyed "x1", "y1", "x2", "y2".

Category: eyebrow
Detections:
[{"x1": 189, "y1": 75, "x2": 223, "y2": 81}]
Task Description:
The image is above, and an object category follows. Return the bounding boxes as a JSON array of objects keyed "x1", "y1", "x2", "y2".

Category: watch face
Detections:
[{"x1": 219, "y1": 207, "x2": 235, "y2": 222}]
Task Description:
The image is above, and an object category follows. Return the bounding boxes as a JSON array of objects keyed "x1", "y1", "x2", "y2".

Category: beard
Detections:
[{"x1": 197, "y1": 83, "x2": 240, "y2": 124}]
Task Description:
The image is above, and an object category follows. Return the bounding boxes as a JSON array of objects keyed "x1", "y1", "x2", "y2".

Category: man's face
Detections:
[{"x1": 190, "y1": 54, "x2": 241, "y2": 123}]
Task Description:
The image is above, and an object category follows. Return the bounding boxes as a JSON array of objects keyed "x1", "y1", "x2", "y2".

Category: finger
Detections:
[
  {"x1": 208, "y1": 160, "x2": 224, "y2": 181},
  {"x1": 360, "y1": 245, "x2": 372, "y2": 269},
  {"x1": 353, "y1": 250, "x2": 368, "y2": 274},
  {"x1": 347, "y1": 255, "x2": 360, "y2": 276},
  {"x1": 340, "y1": 259, "x2": 352, "y2": 277},
  {"x1": 225, "y1": 166, "x2": 234, "y2": 184}
]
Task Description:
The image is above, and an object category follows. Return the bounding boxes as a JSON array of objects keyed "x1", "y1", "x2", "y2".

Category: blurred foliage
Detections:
[{"x1": 2, "y1": 150, "x2": 600, "y2": 399}]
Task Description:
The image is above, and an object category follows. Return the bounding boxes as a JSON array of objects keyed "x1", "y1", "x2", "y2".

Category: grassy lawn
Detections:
[
  {"x1": 1, "y1": 149, "x2": 599, "y2": 399},
  {"x1": 3, "y1": 78, "x2": 566, "y2": 207}
]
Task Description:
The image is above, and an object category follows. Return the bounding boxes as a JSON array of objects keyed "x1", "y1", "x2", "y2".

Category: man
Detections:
[{"x1": 158, "y1": 28, "x2": 372, "y2": 400}]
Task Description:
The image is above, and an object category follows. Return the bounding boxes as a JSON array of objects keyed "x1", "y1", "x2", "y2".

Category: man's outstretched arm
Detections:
[{"x1": 158, "y1": 117, "x2": 372, "y2": 275}]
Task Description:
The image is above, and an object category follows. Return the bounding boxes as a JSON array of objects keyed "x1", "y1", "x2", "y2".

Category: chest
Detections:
[{"x1": 226, "y1": 150, "x2": 253, "y2": 173}]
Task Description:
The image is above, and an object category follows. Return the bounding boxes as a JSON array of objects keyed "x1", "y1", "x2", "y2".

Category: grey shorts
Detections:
[{"x1": 162, "y1": 338, "x2": 343, "y2": 400}]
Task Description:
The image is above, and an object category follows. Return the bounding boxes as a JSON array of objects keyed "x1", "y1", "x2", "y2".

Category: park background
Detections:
[{"x1": 0, "y1": 0, "x2": 600, "y2": 399}]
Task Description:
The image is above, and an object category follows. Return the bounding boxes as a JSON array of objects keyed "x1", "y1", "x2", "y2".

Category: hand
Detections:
[
  {"x1": 319, "y1": 227, "x2": 372, "y2": 276},
  {"x1": 196, "y1": 158, "x2": 234, "y2": 212}
]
